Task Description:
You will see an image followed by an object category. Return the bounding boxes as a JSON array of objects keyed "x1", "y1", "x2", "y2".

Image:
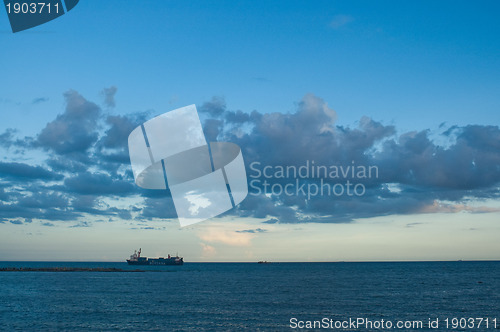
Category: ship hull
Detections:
[{"x1": 127, "y1": 259, "x2": 183, "y2": 266}]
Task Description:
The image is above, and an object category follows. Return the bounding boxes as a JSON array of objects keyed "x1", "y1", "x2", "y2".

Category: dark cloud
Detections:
[
  {"x1": 70, "y1": 221, "x2": 91, "y2": 228},
  {"x1": 68, "y1": 195, "x2": 132, "y2": 219},
  {"x1": 225, "y1": 110, "x2": 252, "y2": 124},
  {"x1": 0, "y1": 186, "x2": 9, "y2": 201},
  {"x1": 70, "y1": 195, "x2": 100, "y2": 213},
  {"x1": 0, "y1": 162, "x2": 62, "y2": 180},
  {"x1": 32, "y1": 97, "x2": 49, "y2": 104},
  {"x1": 101, "y1": 86, "x2": 117, "y2": 108},
  {"x1": 203, "y1": 119, "x2": 223, "y2": 142},
  {"x1": 1, "y1": 90, "x2": 499, "y2": 227},
  {"x1": 374, "y1": 126, "x2": 500, "y2": 191},
  {"x1": 0, "y1": 129, "x2": 33, "y2": 150},
  {"x1": 115, "y1": 208, "x2": 132, "y2": 220},
  {"x1": 17, "y1": 192, "x2": 69, "y2": 209},
  {"x1": 201, "y1": 93, "x2": 500, "y2": 223},
  {"x1": 199, "y1": 96, "x2": 226, "y2": 117},
  {"x1": 10, "y1": 220, "x2": 23, "y2": 225},
  {"x1": 100, "y1": 114, "x2": 146, "y2": 150},
  {"x1": 139, "y1": 196, "x2": 178, "y2": 220},
  {"x1": 227, "y1": 94, "x2": 343, "y2": 166},
  {"x1": 236, "y1": 228, "x2": 267, "y2": 233},
  {"x1": 37, "y1": 90, "x2": 101, "y2": 154},
  {"x1": 459, "y1": 125, "x2": 500, "y2": 152},
  {"x1": 46, "y1": 156, "x2": 88, "y2": 173},
  {"x1": 0, "y1": 129, "x2": 16, "y2": 148},
  {"x1": 0, "y1": 189, "x2": 80, "y2": 221},
  {"x1": 0, "y1": 90, "x2": 167, "y2": 225},
  {"x1": 63, "y1": 172, "x2": 135, "y2": 196},
  {"x1": 97, "y1": 112, "x2": 149, "y2": 154},
  {"x1": 96, "y1": 112, "x2": 150, "y2": 165}
]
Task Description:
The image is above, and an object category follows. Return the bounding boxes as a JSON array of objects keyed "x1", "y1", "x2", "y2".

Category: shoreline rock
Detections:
[{"x1": 0, "y1": 267, "x2": 145, "y2": 272}]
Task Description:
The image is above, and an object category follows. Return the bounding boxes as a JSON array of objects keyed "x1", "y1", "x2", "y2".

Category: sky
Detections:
[{"x1": 0, "y1": 1, "x2": 499, "y2": 261}]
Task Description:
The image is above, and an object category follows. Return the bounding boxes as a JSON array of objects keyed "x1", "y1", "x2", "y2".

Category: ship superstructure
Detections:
[{"x1": 126, "y1": 248, "x2": 184, "y2": 266}]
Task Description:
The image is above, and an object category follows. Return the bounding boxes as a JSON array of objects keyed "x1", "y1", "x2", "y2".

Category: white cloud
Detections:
[
  {"x1": 419, "y1": 200, "x2": 500, "y2": 214},
  {"x1": 200, "y1": 243, "x2": 216, "y2": 258},
  {"x1": 198, "y1": 228, "x2": 254, "y2": 247}
]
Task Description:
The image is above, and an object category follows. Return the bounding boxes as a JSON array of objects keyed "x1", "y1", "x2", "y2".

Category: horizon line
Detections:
[{"x1": 1, "y1": 259, "x2": 499, "y2": 263}]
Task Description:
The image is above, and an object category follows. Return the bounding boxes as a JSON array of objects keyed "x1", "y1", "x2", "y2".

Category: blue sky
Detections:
[
  {"x1": 2, "y1": 1, "x2": 499, "y2": 133},
  {"x1": 1, "y1": 1, "x2": 499, "y2": 261}
]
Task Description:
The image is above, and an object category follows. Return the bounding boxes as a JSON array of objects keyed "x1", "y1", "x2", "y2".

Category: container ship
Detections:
[{"x1": 126, "y1": 248, "x2": 184, "y2": 266}]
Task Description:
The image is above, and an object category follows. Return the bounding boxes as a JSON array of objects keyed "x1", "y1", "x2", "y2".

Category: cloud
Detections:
[
  {"x1": 200, "y1": 243, "x2": 216, "y2": 258},
  {"x1": 99, "y1": 113, "x2": 148, "y2": 150},
  {"x1": 329, "y1": 14, "x2": 354, "y2": 29},
  {"x1": 10, "y1": 219, "x2": 23, "y2": 225},
  {"x1": 236, "y1": 228, "x2": 267, "y2": 233},
  {"x1": 0, "y1": 129, "x2": 16, "y2": 148},
  {"x1": 46, "y1": 156, "x2": 88, "y2": 173},
  {"x1": 95, "y1": 112, "x2": 151, "y2": 167},
  {"x1": 2, "y1": 89, "x2": 500, "y2": 228},
  {"x1": 69, "y1": 195, "x2": 130, "y2": 219},
  {"x1": 0, "y1": 187, "x2": 9, "y2": 201},
  {"x1": 0, "y1": 187, "x2": 80, "y2": 222},
  {"x1": 418, "y1": 201, "x2": 500, "y2": 214},
  {"x1": 32, "y1": 97, "x2": 49, "y2": 104},
  {"x1": 199, "y1": 96, "x2": 226, "y2": 117},
  {"x1": 70, "y1": 221, "x2": 91, "y2": 228},
  {"x1": 0, "y1": 90, "x2": 150, "y2": 225},
  {"x1": 0, "y1": 162, "x2": 63, "y2": 180},
  {"x1": 405, "y1": 222, "x2": 423, "y2": 228},
  {"x1": 63, "y1": 172, "x2": 135, "y2": 196},
  {"x1": 198, "y1": 229, "x2": 254, "y2": 246},
  {"x1": 139, "y1": 196, "x2": 178, "y2": 220},
  {"x1": 201, "y1": 93, "x2": 500, "y2": 224},
  {"x1": 101, "y1": 86, "x2": 117, "y2": 108},
  {"x1": 203, "y1": 119, "x2": 223, "y2": 142},
  {"x1": 93, "y1": 112, "x2": 152, "y2": 172},
  {"x1": 17, "y1": 191, "x2": 69, "y2": 209},
  {"x1": 374, "y1": 126, "x2": 500, "y2": 190},
  {"x1": 0, "y1": 129, "x2": 32, "y2": 149},
  {"x1": 37, "y1": 90, "x2": 101, "y2": 154}
]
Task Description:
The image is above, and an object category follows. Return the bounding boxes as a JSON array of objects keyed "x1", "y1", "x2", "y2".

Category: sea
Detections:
[{"x1": 0, "y1": 261, "x2": 499, "y2": 331}]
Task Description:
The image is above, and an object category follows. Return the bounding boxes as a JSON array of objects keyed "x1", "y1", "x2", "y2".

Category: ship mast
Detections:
[{"x1": 138, "y1": 248, "x2": 141, "y2": 257}]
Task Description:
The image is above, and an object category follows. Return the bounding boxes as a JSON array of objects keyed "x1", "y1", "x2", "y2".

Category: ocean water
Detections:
[{"x1": 0, "y1": 261, "x2": 499, "y2": 331}]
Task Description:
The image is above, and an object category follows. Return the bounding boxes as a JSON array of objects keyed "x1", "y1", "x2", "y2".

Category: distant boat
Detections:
[
  {"x1": 126, "y1": 248, "x2": 184, "y2": 266},
  {"x1": 257, "y1": 261, "x2": 271, "y2": 264}
]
